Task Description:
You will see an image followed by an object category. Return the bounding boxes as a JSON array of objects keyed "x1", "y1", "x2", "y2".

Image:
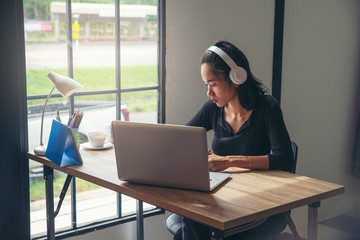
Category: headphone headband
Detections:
[
  {"x1": 207, "y1": 45, "x2": 247, "y2": 85},
  {"x1": 207, "y1": 46, "x2": 238, "y2": 70}
]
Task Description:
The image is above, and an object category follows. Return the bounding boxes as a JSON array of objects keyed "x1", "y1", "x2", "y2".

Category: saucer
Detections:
[{"x1": 81, "y1": 142, "x2": 113, "y2": 150}]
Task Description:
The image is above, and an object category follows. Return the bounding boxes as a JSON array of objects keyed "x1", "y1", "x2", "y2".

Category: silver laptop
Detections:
[{"x1": 111, "y1": 121, "x2": 230, "y2": 191}]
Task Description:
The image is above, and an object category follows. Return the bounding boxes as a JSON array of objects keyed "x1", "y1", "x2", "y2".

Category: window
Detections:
[{"x1": 25, "y1": 0, "x2": 164, "y2": 238}]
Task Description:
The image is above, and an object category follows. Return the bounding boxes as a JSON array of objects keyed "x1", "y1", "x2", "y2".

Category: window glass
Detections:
[
  {"x1": 75, "y1": 183, "x2": 118, "y2": 226},
  {"x1": 25, "y1": 0, "x2": 160, "y2": 237},
  {"x1": 123, "y1": 90, "x2": 158, "y2": 123}
]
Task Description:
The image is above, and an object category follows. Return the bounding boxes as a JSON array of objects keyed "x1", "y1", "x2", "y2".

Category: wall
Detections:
[
  {"x1": 165, "y1": 0, "x2": 275, "y2": 125},
  {"x1": 280, "y1": 1, "x2": 360, "y2": 238},
  {"x1": 0, "y1": 0, "x2": 30, "y2": 239}
]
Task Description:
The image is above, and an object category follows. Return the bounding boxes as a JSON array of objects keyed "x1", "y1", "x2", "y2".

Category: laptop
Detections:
[{"x1": 111, "y1": 121, "x2": 230, "y2": 191}]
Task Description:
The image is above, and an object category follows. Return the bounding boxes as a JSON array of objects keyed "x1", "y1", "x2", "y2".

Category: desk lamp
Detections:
[{"x1": 34, "y1": 71, "x2": 82, "y2": 156}]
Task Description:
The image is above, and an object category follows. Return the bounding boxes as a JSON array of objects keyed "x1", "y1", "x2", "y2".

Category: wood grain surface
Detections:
[{"x1": 27, "y1": 147, "x2": 344, "y2": 230}]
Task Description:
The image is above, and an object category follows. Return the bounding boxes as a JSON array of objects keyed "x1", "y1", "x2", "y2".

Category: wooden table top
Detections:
[{"x1": 27, "y1": 147, "x2": 344, "y2": 231}]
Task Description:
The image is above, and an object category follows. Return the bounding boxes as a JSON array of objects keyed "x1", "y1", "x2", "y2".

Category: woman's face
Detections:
[{"x1": 201, "y1": 63, "x2": 238, "y2": 107}]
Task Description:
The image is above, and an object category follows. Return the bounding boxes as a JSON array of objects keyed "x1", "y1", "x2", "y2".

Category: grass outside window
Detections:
[
  {"x1": 27, "y1": 65, "x2": 157, "y2": 112},
  {"x1": 30, "y1": 174, "x2": 102, "y2": 201}
]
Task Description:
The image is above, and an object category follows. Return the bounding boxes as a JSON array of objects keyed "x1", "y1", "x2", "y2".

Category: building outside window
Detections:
[{"x1": 24, "y1": 0, "x2": 163, "y2": 238}]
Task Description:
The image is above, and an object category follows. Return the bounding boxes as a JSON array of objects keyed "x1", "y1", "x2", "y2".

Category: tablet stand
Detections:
[{"x1": 45, "y1": 120, "x2": 83, "y2": 167}]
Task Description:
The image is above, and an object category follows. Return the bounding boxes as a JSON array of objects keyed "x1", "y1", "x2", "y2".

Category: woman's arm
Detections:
[
  {"x1": 208, "y1": 151, "x2": 269, "y2": 171},
  {"x1": 265, "y1": 104, "x2": 293, "y2": 172}
]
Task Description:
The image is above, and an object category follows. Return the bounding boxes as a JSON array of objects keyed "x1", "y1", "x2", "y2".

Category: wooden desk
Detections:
[{"x1": 27, "y1": 148, "x2": 344, "y2": 240}]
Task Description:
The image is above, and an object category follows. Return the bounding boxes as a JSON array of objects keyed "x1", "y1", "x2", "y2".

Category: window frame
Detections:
[{"x1": 27, "y1": 0, "x2": 166, "y2": 238}]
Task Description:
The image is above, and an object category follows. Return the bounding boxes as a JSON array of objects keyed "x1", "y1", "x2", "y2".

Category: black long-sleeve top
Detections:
[{"x1": 186, "y1": 95, "x2": 294, "y2": 172}]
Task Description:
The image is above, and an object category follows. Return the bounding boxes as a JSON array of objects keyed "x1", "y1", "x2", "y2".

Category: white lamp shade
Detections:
[{"x1": 48, "y1": 71, "x2": 82, "y2": 97}]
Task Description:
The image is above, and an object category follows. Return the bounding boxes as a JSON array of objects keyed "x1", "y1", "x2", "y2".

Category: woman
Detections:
[{"x1": 174, "y1": 41, "x2": 294, "y2": 240}]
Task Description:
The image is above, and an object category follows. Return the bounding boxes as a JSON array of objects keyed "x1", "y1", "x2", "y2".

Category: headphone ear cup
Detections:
[
  {"x1": 206, "y1": 45, "x2": 248, "y2": 85},
  {"x1": 229, "y1": 67, "x2": 247, "y2": 85}
]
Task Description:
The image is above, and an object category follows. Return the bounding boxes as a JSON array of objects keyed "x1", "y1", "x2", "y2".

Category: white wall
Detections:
[
  {"x1": 67, "y1": 0, "x2": 360, "y2": 239},
  {"x1": 280, "y1": 0, "x2": 360, "y2": 237},
  {"x1": 165, "y1": 0, "x2": 275, "y2": 125}
]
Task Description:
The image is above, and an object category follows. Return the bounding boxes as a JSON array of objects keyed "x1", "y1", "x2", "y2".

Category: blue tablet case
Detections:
[{"x1": 45, "y1": 120, "x2": 83, "y2": 167}]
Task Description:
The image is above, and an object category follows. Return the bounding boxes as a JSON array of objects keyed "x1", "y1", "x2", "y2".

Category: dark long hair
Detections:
[{"x1": 200, "y1": 41, "x2": 269, "y2": 110}]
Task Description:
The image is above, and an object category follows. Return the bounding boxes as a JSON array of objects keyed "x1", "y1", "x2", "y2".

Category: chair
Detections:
[
  {"x1": 283, "y1": 141, "x2": 302, "y2": 240},
  {"x1": 164, "y1": 141, "x2": 301, "y2": 240}
]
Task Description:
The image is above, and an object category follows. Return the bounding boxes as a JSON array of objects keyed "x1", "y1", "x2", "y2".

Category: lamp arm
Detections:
[{"x1": 39, "y1": 86, "x2": 56, "y2": 146}]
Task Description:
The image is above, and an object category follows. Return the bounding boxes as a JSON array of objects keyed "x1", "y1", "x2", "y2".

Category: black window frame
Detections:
[{"x1": 26, "y1": 0, "x2": 166, "y2": 238}]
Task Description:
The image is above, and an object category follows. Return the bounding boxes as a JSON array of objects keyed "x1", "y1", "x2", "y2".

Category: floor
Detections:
[
  {"x1": 274, "y1": 233, "x2": 305, "y2": 240},
  {"x1": 273, "y1": 213, "x2": 360, "y2": 240}
]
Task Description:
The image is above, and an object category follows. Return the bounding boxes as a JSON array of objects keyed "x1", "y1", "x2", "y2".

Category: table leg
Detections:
[
  {"x1": 308, "y1": 201, "x2": 321, "y2": 240},
  {"x1": 44, "y1": 166, "x2": 55, "y2": 240},
  {"x1": 136, "y1": 200, "x2": 144, "y2": 240},
  {"x1": 71, "y1": 176, "x2": 77, "y2": 228},
  {"x1": 54, "y1": 175, "x2": 72, "y2": 217}
]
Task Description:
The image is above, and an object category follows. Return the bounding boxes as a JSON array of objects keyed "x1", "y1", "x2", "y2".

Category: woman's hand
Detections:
[
  {"x1": 208, "y1": 150, "x2": 230, "y2": 172},
  {"x1": 208, "y1": 150, "x2": 270, "y2": 171}
]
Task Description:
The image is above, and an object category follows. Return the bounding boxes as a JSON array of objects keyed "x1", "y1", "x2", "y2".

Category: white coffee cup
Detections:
[{"x1": 88, "y1": 132, "x2": 109, "y2": 148}]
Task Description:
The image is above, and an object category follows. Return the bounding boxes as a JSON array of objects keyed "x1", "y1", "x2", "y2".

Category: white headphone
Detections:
[{"x1": 207, "y1": 46, "x2": 247, "y2": 85}]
